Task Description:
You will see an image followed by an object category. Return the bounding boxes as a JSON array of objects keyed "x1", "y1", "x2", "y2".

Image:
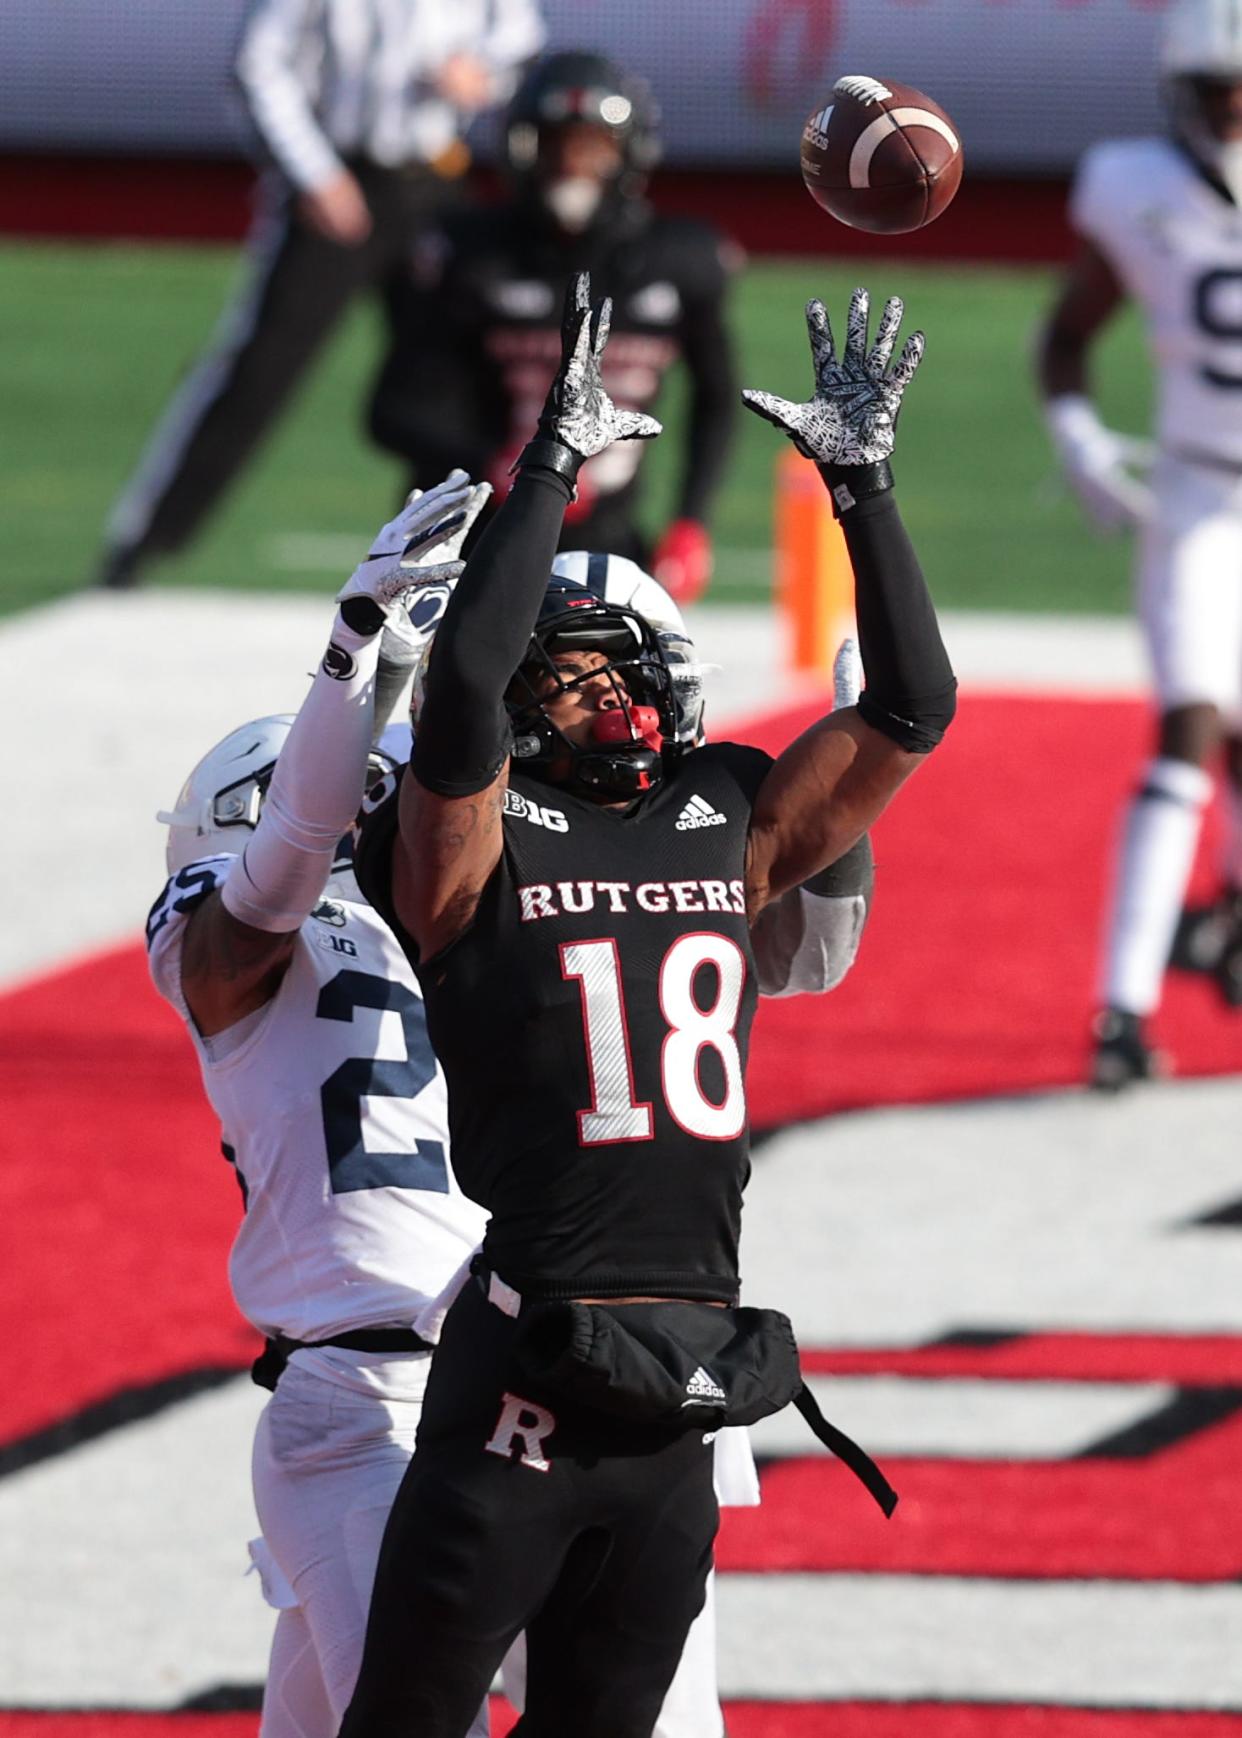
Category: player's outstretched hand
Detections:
[
  {"x1": 538, "y1": 273, "x2": 663, "y2": 459},
  {"x1": 1045, "y1": 399, "x2": 1154, "y2": 533},
  {"x1": 399, "y1": 475, "x2": 492, "y2": 571},
  {"x1": 337, "y1": 470, "x2": 478, "y2": 624},
  {"x1": 742, "y1": 288, "x2": 924, "y2": 467}
]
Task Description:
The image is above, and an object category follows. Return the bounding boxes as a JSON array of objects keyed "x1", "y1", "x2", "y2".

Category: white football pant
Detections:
[
  {"x1": 1139, "y1": 452, "x2": 1242, "y2": 715},
  {"x1": 250, "y1": 1353, "x2": 490, "y2": 1738}
]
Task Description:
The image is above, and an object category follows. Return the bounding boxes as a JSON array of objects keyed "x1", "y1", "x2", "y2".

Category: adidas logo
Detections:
[
  {"x1": 683, "y1": 1365, "x2": 727, "y2": 1405},
  {"x1": 675, "y1": 794, "x2": 727, "y2": 830}
]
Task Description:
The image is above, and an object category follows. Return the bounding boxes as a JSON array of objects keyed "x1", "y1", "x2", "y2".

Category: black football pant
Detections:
[
  {"x1": 104, "y1": 161, "x2": 447, "y2": 572},
  {"x1": 337, "y1": 1278, "x2": 719, "y2": 1738}
]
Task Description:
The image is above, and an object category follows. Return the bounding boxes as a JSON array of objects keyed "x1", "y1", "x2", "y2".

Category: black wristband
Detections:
[
  {"x1": 803, "y1": 832, "x2": 875, "y2": 902},
  {"x1": 511, "y1": 436, "x2": 581, "y2": 494},
  {"x1": 816, "y1": 459, "x2": 894, "y2": 519},
  {"x1": 338, "y1": 595, "x2": 387, "y2": 637}
]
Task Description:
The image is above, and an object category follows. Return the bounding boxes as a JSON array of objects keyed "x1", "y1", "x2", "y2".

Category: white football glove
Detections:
[
  {"x1": 399, "y1": 475, "x2": 492, "y2": 572},
  {"x1": 376, "y1": 474, "x2": 493, "y2": 678},
  {"x1": 336, "y1": 470, "x2": 476, "y2": 623},
  {"x1": 742, "y1": 288, "x2": 924, "y2": 467},
  {"x1": 1045, "y1": 396, "x2": 1154, "y2": 532}
]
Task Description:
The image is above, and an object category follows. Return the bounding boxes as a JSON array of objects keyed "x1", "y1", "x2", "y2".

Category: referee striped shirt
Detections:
[{"x1": 235, "y1": 0, "x2": 546, "y2": 192}]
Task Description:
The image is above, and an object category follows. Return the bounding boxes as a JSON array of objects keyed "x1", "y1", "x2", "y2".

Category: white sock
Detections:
[{"x1": 1099, "y1": 757, "x2": 1212, "y2": 1015}]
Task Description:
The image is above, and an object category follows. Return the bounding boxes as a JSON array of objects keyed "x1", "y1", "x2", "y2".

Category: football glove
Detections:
[
  {"x1": 376, "y1": 474, "x2": 493, "y2": 679},
  {"x1": 533, "y1": 273, "x2": 663, "y2": 462},
  {"x1": 653, "y1": 519, "x2": 713, "y2": 605},
  {"x1": 1045, "y1": 396, "x2": 1154, "y2": 532},
  {"x1": 742, "y1": 288, "x2": 924, "y2": 467},
  {"x1": 336, "y1": 470, "x2": 476, "y2": 634}
]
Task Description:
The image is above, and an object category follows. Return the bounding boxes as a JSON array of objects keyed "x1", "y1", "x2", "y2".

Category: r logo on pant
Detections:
[{"x1": 484, "y1": 1391, "x2": 557, "y2": 1472}]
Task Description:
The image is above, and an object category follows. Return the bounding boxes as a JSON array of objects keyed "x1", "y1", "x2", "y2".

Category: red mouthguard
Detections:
[{"x1": 591, "y1": 705, "x2": 662, "y2": 751}]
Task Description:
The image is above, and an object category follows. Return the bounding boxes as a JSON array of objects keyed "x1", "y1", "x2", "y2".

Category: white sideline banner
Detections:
[{"x1": 1, "y1": 0, "x2": 1170, "y2": 173}]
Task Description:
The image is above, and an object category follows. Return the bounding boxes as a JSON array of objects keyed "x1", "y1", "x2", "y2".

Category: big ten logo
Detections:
[
  {"x1": 483, "y1": 1391, "x2": 557, "y2": 1472},
  {"x1": 504, "y1": 789, "x2": 569, "y2": 832}
]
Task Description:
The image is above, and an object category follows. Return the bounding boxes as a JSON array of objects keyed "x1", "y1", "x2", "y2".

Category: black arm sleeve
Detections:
[
  {"x1": 821, "y1": 473, "x2": 956, "y2": 753},
  {"x1": 410, "y1": 462, "x2": 574, "y2": 797},
  {"x1": 675, "y1": 240, "x2": 737, "y2": 523}
]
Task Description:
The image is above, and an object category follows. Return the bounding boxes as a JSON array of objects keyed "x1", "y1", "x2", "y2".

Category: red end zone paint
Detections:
[
  {"x1": 0, "y1": 942, "x2": 254, "y2": 1441},
  {"x1": 0, "y1": 692, "x2": 1237, "y2": 1441},
  {"x1": 6, "y1": 1704, "x2": 1239, "y2": 1738},
  {"x1": 717, "y1": 1417, "x2": 1242, "y2": 1580},
  {"x1": 743, "y1": 690, "x2": 1238, "y2": 1130},
  {"x1": 801, "y1": 1334, "x2": 1242, "y2": 1387}
]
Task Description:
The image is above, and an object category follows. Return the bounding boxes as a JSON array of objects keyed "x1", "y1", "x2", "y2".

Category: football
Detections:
[{"x1": 800, "y1": 75, "x2": 963, "y2": 234}]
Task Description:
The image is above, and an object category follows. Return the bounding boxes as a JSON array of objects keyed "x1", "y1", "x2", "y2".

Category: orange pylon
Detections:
[{"x1": 774, "y1": 449, "x2": 856, "y2": 676}]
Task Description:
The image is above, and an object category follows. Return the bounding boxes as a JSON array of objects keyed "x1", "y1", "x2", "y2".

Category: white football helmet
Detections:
[
  {"x1": 409, "y1": 548, "x2": 709, "y2": 746},
  {"x1": 158, "y1": 715, "x2": 396, "y2": 897},
  {"x1": 1162, "y1": 0, "x2": 1242, "y2": 78},
  {"x1": 549, "y1": 550, "x2": 688, "y2": 635},
  {"x1": 1162, "y1": 0, "x2": 1242, "y2": 196}
]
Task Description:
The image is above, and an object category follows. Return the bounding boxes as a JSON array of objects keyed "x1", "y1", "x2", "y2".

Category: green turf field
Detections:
[{"x1": 0, "y1": 239, "x2": 1151, "y2": 617}]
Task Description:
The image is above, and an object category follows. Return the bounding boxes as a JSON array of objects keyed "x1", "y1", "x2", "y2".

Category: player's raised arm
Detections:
[
  {"x1": 381, "y1": 272, "x2": 660, "y2": 958},
  {"x1": 174, "y1": 474, "x2": 481, "y2": 1035},
  {"x1": 1036, "y1": 235, "x2": 1154, "y2": 532},
  {"x1": 741, "y1": 288, "x2": 956, "y2": 910}
]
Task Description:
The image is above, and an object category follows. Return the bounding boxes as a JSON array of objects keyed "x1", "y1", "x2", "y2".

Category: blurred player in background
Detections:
[
  {"x1": 1038, "y1": 0, "x2": 1242, "y2": 1088},
  {"x1": 95, "y1": 0, "x2": 544, "y2": 592},
  {"x1": 368, "y1": 50, "x2": 738, "y2": 605}
]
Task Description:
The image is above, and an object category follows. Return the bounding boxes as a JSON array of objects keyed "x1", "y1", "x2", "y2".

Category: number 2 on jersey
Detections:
[
  {"x1": 561, "y1": 935, "x2": 747, "y2": 1145},
  {"x1": 316, "y1": 969, "x2": 449, "y2": 1194}
]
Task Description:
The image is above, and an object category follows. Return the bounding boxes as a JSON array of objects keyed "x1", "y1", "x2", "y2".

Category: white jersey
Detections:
[
  {"x1": 146, "y1": 854, "x2": 487, "y2": 1346},
  {"x1": 1073, "y1": 136, "x2": 1242, "y2": 465}
]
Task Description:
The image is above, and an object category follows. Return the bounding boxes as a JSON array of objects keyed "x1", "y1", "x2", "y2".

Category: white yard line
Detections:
[{"x1": 715, "y1": 1574, "x2": 1242, "y2": 1707}]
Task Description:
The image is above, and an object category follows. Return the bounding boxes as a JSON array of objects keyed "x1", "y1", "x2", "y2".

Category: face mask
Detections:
[{"x1": 542, "y1": 177, "x2": 604, "y2": 233}]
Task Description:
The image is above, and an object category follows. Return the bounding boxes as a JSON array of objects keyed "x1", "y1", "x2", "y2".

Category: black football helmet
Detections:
[
  {"x1": 506, "y1": 580, "x2": 686, "y2": 799},
  {"x1": 505, "y1": 51, "x2": 661, "y2": 232}
]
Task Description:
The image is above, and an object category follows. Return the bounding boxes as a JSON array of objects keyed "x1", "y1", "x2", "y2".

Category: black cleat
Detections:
[
  {"x1": 1089, "y1": 1008, "x2": 1163, "y2": 1093},
  {"x1": 1213, "y1": 893, "x2": 1242, "y2": 1007},
  {"x1": 1169, "y1": 899, "x2": 1231, "y2": 974}
]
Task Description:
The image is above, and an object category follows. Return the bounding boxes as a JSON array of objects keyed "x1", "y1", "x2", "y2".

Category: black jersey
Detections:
[
  {"x1": 368, "y1": 199, "x2": 737, "y2": 558},
  {"x1": 358, "y1": 742, "x2": 772, "y2": 1304}
]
